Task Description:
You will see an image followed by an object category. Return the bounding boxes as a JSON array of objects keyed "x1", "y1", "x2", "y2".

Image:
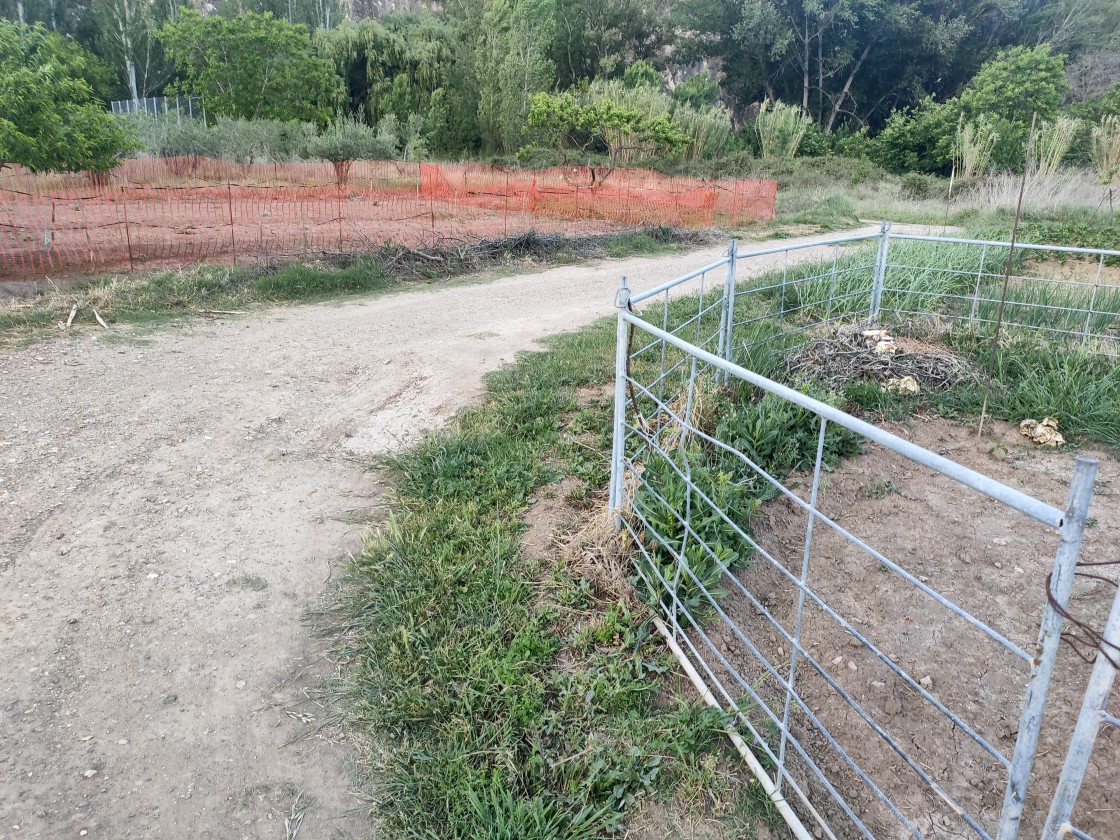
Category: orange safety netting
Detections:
[{"x1": 0, "y1": 158, "x2": 776, "y2": 282}]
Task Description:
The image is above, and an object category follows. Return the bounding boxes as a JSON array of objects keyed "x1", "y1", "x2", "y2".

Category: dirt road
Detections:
[{"x1": 0, "y1": 226, "x2": 932, "y2": 839}]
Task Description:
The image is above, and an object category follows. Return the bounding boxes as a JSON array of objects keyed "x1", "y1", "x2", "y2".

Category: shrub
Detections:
[
  {"x1": 954, "y1": 116, "x2": 999, "y2": 179},
  {"x1": 671, "y1": 73, "x2": 719, "y2": 109},
  {"x1": 671, "y1": 103, "x2": 733, "y2": 162},
  {"x1": 209, "y1": 118, "x2": 316, "y2": 164},
  {"x1": 1091, "y1": 115, "x2": 1120, "y2": 183},
  {"x1": 899, "y1": 172, "x2": 945, "y2": 200},
  {"x1": 304, "y1": 117, "x2": 395, "y2": 183},
  {"x1": 1030, "y1": 117, "x2": 1081, "y2": 179},
  {"x1": 623, "y1": 60, "x2": 662, "y2": 90},
  {"x1": 755, "y1": 100, "x2": 810, "y2": 160}
]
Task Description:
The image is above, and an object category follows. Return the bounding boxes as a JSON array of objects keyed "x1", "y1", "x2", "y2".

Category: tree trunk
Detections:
[
  {"x1": 127, "y1": 58, "x2": 140, "y2": 104},
  {"x1": 826, "y1": 41, "x2": 873, "y2": 132},
  {"x1": 16, "y1": 0, "x2": 25, "y2": 23},
  {"x1": 802, "y1": 15, "x2": 810, "y2": 114},
  {"x1": 817, "y1": 30, "x2": 823, "y2": 123}
]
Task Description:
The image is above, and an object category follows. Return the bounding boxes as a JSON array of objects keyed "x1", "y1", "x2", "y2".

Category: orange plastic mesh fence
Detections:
[{"x1": 0, "y1": 159, "x2": 776, "y2": 281}]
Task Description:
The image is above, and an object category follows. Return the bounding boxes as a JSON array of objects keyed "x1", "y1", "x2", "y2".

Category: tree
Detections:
[
  {"x1": 0, "y1": 21, "x2": 135, "y2": 174},
  {"x1": 91, "y1": 0, "x2": 168, "y2": 103},
  {"x1": 956, "y1": 44, "x2": 1067, "y2": 125},
  {"x1": 548, "y1": 0, "x2": 666, "y2": 87},
  {"x1": 159, "y1": 9, "x2": 341, "y2": 123},
  {"x1": 476, "y1": 0, "x2": 557, "y2": 152},
  {"x1": 525, "y1": 90, "x2": 688, "y2": 169},
  {"x1": 304, "y1": 117, "x2": 394, "y2": 183}
]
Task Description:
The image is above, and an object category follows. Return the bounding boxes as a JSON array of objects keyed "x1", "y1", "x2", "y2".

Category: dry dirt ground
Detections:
[
  {"x1": 3, "y1": 225, "x2": 949, "y2": 840},
  {"x1": 707, "y1": 417, "x2": 1118, "y2": 839}
]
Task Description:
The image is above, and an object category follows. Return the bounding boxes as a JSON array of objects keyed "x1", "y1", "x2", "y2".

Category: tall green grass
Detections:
[{"x1": 324, "y1": 322, "x2": 785, "y2": 838}]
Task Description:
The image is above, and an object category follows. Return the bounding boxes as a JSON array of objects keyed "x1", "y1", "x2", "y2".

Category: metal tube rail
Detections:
[
  {"x1": 619, "y1": 309, "x2": 1067, "y2": 529},
  {"x1": 889, "y1": 232, "x2": 1120, "y2": 259}
]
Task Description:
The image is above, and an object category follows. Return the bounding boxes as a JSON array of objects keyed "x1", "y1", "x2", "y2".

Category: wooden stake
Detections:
[
  {"x1": 65, "y1": 303, "x2": 78, "y2": 329},
  {"x1": 978, "y1": 112, "x2": 1037, "y2": 438},
  {"x1": 92, "y1": 307, "x2": 108, "y2": 328}
]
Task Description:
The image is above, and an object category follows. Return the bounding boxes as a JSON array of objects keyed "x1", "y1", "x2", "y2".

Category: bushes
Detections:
[
  {"x1": 132, "y1": 115, "x2": 317, "y2": 173},
  {"x1": 1091, "y1": 115, "x2": 1120, "y2": 182},
  {"x1": 755, "y1": 101, "x2": 810, "y2": 160},
  {"x1": 304, "y1": 117, "x2": 396, "y2": 182}
]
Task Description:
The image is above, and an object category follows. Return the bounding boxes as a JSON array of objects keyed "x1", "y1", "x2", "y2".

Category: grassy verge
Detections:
[
  {"x1": 0, "y1": 227, "x2": 706, "y2": 347},
  {"x1": 320, "y1": 323, "x2": 787, "y2": 839}
]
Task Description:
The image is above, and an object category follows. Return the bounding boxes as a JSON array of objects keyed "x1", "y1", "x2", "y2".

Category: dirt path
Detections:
[{"x1": 0, "y1": 225, "x2": 941, "y2": 840}]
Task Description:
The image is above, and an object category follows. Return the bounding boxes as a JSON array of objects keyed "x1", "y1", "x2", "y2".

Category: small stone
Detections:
[
  {"x1": 919, "y1": 675, "x2": 933, "y2": 690},
  {"x1": 117, "y1": 739, "x2": 128, "y2": 745},
  {"x1": 831, "y1": 655, "x2": 844, "y2": 666},
  {"x1": 83, "y1": 769, "x2": 97, "y2": 778},
  {"x1": 235, "y1": 680, "x2": 246, "y2": 689},
  {"x1": 847, "y1": 661, "x2": 858, "y2": 672},
  {"x1": 871, "y1": 680, "x2": 886, "y2": 688},
  {"x1": 81, "y1": 832, "x2": 88, "y2": 837},
  {"x1": 993, "y1": 538, "x2": 1008, "y2": 546},
  {"x1": 162, "y1": 694, "x2": 177, "y2": 705}
]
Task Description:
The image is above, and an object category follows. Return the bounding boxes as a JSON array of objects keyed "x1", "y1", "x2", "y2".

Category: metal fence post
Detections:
[
  {"x1": 609, "y1": 276, "x2": 631, "y2": 526},
  {"x1": 1041, "y1": 578, "x2": 1120, "y2": 840},
  {"x1": 867, "y1": 220, "x2": 891, "y2": 326},
  {"x1": 718, "y1": 239, "x2": 738, "y2": 383},
  {"x1": 997, "y1": 455, "x2": 1099, "y2": 840}
]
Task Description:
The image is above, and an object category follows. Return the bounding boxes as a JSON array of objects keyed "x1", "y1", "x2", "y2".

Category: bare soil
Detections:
[
  {"x1": 0, "y1": 224, "x2": 948, "y2": 840},
  {"x1": 706, "y1": 417, "x2": 1118, "y2": 839}
]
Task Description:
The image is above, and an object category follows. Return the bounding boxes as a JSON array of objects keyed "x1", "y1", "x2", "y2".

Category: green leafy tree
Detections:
[
  {"x1": 0, "y1": 20, "x2": 135, "y2": 174},
  {"x1": 525, "y1": 90, "x2": 688, "y2": 168},
  {"x1": 159, "y1": 9, "x2": 340, "y2": 123},
  {"x1": 622, "y1": 59, "x2": 661, "y2": 89},
  {"x1": 548, "y1": 0, "x2": 667, "y2": 86},
  {"x1": 476, "y1": 0, "x2": 557, "y2": 153},
  {"x1": 672, "y1": 73, "x2": 720, "y2": 109},
  {"x1": 956, "y1": 44, "x2": 1067, "y2": 125},
  {"x1": 314, "y1": 14, "x2": 478, "y2": 154},
  {"x1": 304, "y1": 116, "x2": 394, "y2": 183}
]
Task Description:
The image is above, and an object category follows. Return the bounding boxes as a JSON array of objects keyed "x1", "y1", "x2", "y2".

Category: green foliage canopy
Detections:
[
  {"x1": 159, "y1": 10, "x2": 341, "y2": 123},
  {"x1": 0, "y1": 20, "x2": 135, "y2": 173}
]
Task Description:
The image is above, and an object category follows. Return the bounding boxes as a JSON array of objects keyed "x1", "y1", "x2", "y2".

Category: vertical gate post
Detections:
[
  {"x1": 1041, "y1": 579, "x2": 1120, "y2": 839},
  {"x1": 609, "y1": 276, "x2": 631, "y2": 526},
  {"x1": 867, "y1": 220, "x2": 891, "y2": 326},
  {"x1": 997, "y1": 455, "x2": 1099, "y2": 840},
  {"x1": 718, "y1": 239, "x2": 738, "y2": 384}
]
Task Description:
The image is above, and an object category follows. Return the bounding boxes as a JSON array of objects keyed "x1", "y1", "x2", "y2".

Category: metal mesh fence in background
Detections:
[
  {"x1": 0, "y1": 159, "x2": 777, "y2": 281},
  {"x1": 109, "y1": 96, "x2": 205, "y2": 119}
]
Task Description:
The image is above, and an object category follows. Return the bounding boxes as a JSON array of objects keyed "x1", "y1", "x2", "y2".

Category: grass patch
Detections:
[
  {"x1": 0, "y1": 227, "x2": 710, "y2": 348},
  {"x1": 320, "y1": 321, "x2": 786, "y2": 839}
]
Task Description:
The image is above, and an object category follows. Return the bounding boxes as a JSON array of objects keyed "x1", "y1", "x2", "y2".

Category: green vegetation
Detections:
[
  {"x1": 0, "y1": 258, "x2": 394, "y2": 343},
  {"x1": 314, "y1": 224, "x2": 1118, "y2": 836},
  {"x1": 0, "y1": 227, "x2": 703, "y2": 347},
  {"x1": 159, "y1": 9, "x2": 340, "y2": 123},
  {"x1": 714, "y1": 235, "x2": 1120, "y2": 448},
  {"x1": 321, "y1": 322, "x2": 786, "y2": 838},
  {"x1": 0, "y1": 21, "x2": 135, "y2": 174},
  {"x1": 5, "y1": 0, "x2": 1120, "y2": 181}
]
